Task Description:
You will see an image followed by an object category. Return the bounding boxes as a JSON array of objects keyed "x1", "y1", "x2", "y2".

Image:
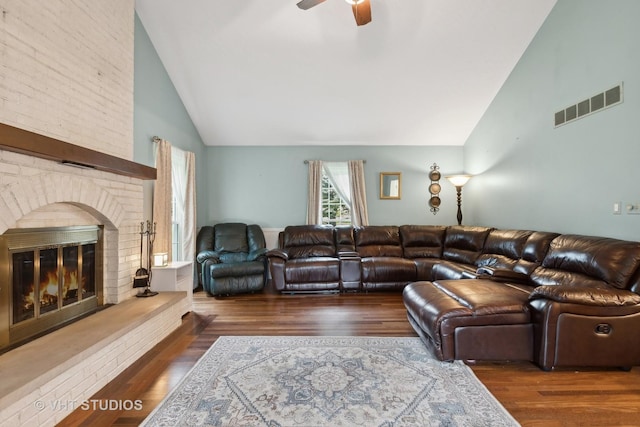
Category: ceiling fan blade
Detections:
[
  {"x1": 297, "y1": 0, "x2": 327, "y2": 10},
  {"x1": 352, "y1": 0, "x2": 372, "y2": 26}
]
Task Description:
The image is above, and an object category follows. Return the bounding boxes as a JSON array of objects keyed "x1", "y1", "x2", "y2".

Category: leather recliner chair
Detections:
[
  {"x1": 196, "y1": 223, "x2": 267, "y2": 296},
  {"x1": 267, "y1": 225, "x2": 343, "y2": 293}
]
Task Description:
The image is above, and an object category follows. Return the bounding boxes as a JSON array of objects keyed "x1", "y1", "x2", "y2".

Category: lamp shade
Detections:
[
  {"x1": 152, "y1": 252, "x2": 168, "y2": 267},
  {"x1": 446, "y1": 174, "x2": 472, "y2": 187}
]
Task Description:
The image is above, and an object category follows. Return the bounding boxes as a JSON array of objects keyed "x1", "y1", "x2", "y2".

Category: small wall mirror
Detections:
[{"x1": 380, "y1": 172, "x2": 402, "y2": 199}]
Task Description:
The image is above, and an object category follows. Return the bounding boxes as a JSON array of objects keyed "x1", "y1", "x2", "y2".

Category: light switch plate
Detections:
[{"x1": 613, "y1": 202, "x2": 622, "y2": 215}]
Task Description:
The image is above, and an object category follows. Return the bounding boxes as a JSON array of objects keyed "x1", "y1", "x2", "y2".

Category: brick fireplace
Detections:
[
  {"x1": 0, "y1": 0, "x2": 143, "y2": 307},
  {"x1": 0, "y1": 1, "x2": 190, "y2": 425},
  {"x1": 0, "y1": 148, "x2": 145, "y2": 299}
]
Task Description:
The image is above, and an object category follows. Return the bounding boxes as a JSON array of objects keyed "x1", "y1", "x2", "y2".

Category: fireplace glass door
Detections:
[
  {"x1": 82, "y1": 244, "x2": 96, "y2": 298},
  {"x1": 39, "y1": 248, "x2": 59, "y2": 315},
  {"x1": 12, "y1": 251, "x2": 35, "y2": 324},
  {"x1": 11, "y1": 242, "x2": 97, "y2": 326},
  {"x1": 2, "y1": 226, "x2": 103, "y2": 351}
]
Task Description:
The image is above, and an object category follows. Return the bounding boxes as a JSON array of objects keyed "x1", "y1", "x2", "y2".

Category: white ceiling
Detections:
[{"x1": 135, "y1": 0, "x2": 557, "y2": 146}]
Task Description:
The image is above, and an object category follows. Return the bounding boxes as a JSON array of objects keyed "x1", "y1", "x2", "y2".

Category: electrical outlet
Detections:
[{"x1": 626, "y1": 203, "x2": 640, "y2": 214}]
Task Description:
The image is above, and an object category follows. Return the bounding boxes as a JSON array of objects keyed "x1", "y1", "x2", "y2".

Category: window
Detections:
[
  {"x1": 321, "y1": 170, "x2": 351, "y2": 226},
  {"x1": 171, "y1": 146, "x2": 187, "y2": 261},
  {"x1": 171, "y1": 196, "x2": 181, "y2": 260}
]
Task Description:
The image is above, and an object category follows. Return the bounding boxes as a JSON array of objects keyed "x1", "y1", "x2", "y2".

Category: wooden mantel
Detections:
[{"x1": 0, "y1": 122, "x2": 156, "y2": 180}]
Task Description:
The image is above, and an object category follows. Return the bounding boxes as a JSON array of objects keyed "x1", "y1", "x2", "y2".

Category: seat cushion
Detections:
[
  {"x1": 284, "y1": 257, "x2": 340, "y2": 283},
  {"x1": 432, "y1": 261, "x2": 476, "y2": 280},
  {"x1": 209, "y1": 260, "x2": 265, "y2": 278},
  {"x1": 361, "y1": 257, "x2": 416, "y2": 283}
]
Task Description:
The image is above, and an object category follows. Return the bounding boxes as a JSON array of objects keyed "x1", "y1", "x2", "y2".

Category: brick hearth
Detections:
[{"x1": 0, "y1": 292, "x2": 189, "y2": 426}]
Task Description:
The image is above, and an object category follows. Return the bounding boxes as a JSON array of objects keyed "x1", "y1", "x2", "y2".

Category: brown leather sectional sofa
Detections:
[{"x1": 267, "y1": 224, "x2": 640, "y2": 370}]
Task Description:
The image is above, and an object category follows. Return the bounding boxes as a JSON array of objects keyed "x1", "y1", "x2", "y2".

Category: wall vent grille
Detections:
[{"x1": 554, "y1": 83, "x2": 623, "y2": 127}]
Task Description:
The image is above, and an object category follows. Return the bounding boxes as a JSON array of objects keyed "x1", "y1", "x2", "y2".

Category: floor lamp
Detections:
[{"x1": 446, "y1": 175, "x2": 472, "y2": 225}]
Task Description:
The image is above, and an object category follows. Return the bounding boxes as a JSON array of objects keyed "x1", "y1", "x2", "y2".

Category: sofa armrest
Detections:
[
  {"x1": 196, "y1": 250, "x2": 220, "y2": 264},
  {"x1": 338, "y1": 250, "x2": 360, "y2": 259},
  {"x1": 529, "y1": 283, "x2": 640, "y2": 307},
  {"x1": 266, "y1": 248, "x2": 288, "y2": 261},
  {"x1": 476, "y1": 266, "x2": 529, "y2": 284}
]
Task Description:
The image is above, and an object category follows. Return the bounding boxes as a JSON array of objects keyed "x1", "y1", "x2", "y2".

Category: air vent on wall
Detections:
[{"x1": 554, "y1": 83, "x2": 623, "y2": 127}]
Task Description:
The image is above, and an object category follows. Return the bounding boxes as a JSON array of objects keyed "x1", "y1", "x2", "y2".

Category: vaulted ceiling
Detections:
[{"x1": 135, "y1": 0, "x2": 557, "y2": 146}]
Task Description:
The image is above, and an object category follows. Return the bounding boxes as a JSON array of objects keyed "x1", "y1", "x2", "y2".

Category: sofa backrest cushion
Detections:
[
  {"x1": 354, "y1": 226, "x2": 403, "y2": 257},
  {"x1": 532, "y1": 234, "x2": 640, "y2": 289},
  {"x1": 214, "y1": 223, "x2": 249, "y2": 253},
  {"x1": 514, "y1": 231, "x2": 559, "y2": 275},
  {"x1": 475, "y1": 229, "x2": 533, "y2": 269},
  {"x1": 442, "y1": 226, "x2": 492, "y2": 265},
  {"x1": 335, "y1": 226, "x2": 356, "y2": 252},
  {"x1": 212, "y1": 223, "x2": 250, "y2": 263},
  {"x1": 282, "y1": 225, "x2": 336, "y2": 259},
  {"x1": 522, "y1": 231, "x2": 560, "y2": 262},
  {"x1": 400, "y1": 225, "x2": 446, "y2": 259}
]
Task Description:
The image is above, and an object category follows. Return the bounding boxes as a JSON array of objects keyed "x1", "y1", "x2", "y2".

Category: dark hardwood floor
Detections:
[{"x1": 58, "y1": 289, "x2": 640, "y2": 426}]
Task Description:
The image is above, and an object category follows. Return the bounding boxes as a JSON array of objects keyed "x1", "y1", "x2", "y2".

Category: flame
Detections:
[
  {"x1": 23, "y1": 284, "x2": 35, "y2": 311},
  {"x1": 21, "y1": 266, "x2": 84, "y2": 311},
  {"x1": 15, "y1": 246, "x2": 96, "y2": 322},
  {"x1": 40, "y1": 270, "x2": 59, "y2": 306},
  {"x1": 63, "y1": 268, "x2": 79, "y2": 301}
]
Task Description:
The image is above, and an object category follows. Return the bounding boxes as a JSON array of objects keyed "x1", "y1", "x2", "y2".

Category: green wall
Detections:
[
  {"x1": 205, "y1": 145, "x2": 464, "y2": 228},
  {"x1": 137, "y1": 2, "x2": 640, "y2": 237},
  {"x1": 133, "y1": 14, "x2": 208, "y2": 227},
  {"x1": 464, "y1": 0, "x2": 640, "y2": 240},
  {"x1": 134, "y1": 14, "x2": 466, "y2": 230}
]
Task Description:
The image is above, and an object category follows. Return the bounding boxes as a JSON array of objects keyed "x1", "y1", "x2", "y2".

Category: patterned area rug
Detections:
[{"x1": 141, "y1": 336, "x2": 519, "y2": 426}]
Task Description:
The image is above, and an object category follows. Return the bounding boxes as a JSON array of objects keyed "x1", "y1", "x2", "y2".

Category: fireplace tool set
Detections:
[{"x1": 134, "y1": 220, "x2": 158, "y2": 297}]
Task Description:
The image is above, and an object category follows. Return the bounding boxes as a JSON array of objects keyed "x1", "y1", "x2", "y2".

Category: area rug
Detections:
[{"x1": 141, "y1": 336, "x2": 519, "y2": 426}]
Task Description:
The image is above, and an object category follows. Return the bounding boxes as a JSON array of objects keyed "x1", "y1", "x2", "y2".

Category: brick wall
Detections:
[
  {"x1": 0, "y1": 150, "x2": 143, "y2": 303},
  {"x1": 0, "y1": 0, "x2": 141, "y2": 303},
  {"x1": 0, "y1": 3, "x2": 183, "y2": 426},
  {"x1": 0, "y1": 0, "x2": 134, "y2": 159}
]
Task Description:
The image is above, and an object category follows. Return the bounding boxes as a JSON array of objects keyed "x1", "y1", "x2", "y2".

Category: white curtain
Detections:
[
  {"x1": 306, "y1": 160, "x2": 323, "y2": 225},
  {"x1": 323, "y1": 162, "x2": 351, "y2": 208},
  {"x1": 153, "y1": 139, "x2": 172, "y2": 260},
  {"x1": 349, "y1": 160, "x2": 369, "y2": 226},
  {"x1": 171, "y1": 146, "x2": 196, "y2": 264},
  {"x1": 184, "y1": 152, "x2": 196, "y2": 268}
]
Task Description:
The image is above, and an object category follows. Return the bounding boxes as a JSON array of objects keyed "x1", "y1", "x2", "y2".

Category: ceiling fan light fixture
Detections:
[{"x1": 345, "y1": 0, "x2": 365, "y2": 4}]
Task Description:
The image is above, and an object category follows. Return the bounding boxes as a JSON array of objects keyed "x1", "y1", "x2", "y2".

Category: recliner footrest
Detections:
[{"x1": 403, "y1": 279, "x2": 534, "y2": 361}]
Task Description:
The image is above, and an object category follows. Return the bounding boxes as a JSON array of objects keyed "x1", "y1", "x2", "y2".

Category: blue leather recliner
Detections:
[{"x1": 196, "y1": 223, "x2": 267, "y2": 296}]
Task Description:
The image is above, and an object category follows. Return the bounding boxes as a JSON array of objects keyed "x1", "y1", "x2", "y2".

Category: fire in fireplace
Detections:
[{"x1": 1, "y1": 226, "x2": 103, "y2": 352}]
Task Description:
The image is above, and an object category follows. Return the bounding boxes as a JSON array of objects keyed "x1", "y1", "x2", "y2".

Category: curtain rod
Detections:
[
  {"x1": 303, "y1": 160, "x2": 366, "y2": 164},
  {"x1": 151, "y1": 136, "x2": 162, "y2": 143}
]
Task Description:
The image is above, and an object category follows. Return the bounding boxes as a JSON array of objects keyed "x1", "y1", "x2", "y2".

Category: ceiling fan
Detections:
[{"x1": 297, "y1": 0, "x2": 372, "y2": 26}]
